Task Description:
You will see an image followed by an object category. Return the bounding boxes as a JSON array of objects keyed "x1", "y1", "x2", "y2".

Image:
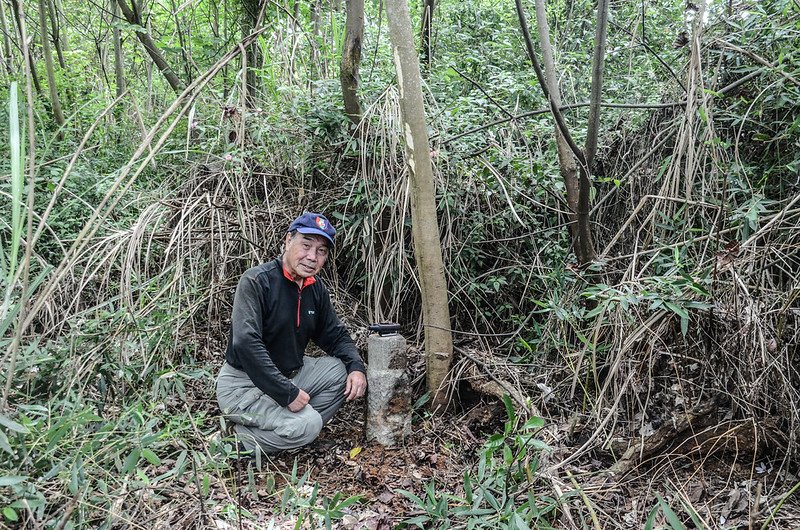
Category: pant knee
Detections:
[
  {"x1": 281, "y1": 410, "x2": 323, "y2": 445},
  {"x1": 323, "y1": 358, "x2": 348, "y2": 390}
]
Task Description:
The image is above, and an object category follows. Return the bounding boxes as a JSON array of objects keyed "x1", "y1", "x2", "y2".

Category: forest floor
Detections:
[{"x1": 165, "y1": 364, "x2": 800, "y2": 530}]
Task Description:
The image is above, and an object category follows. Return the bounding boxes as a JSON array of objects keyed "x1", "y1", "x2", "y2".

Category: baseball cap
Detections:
[{"x1": 288, "y1": 212, "x2": 336, "y2": 246}]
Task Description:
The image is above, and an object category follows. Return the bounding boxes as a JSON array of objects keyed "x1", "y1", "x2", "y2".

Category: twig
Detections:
[
  {"x1": 610, "y1": 19, "x2": 686, "y2": 92},
  {"x1": 455, "y1": 346, "x2": 533, "y2": 415},
  {"x1": 451, "y1": 66, "x2": 515, "y2": 119},
  {"x1": 760, "y1": 479, "x2": 800, "y2": 530},
  {"x1": 53, "y1": 495, "x2": 80, "y2": 530},
  {"x1": 717, "y1": 39, "x2": 800, "y2": 88},
  {"x1": 438, "y1": 101, "x2": 684, "y2": 145},
  {"x1": 566, "y1": 469, "x2": 602, "y2": 530}
]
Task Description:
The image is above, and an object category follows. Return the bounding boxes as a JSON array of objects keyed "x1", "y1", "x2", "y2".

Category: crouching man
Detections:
[{"x1": 216, "y1": 212, "x2": 367, "y2": 454}]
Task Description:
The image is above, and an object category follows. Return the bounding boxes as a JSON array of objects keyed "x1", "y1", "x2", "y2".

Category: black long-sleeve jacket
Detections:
[{"x1": 224, "y1": 258, "x2": 366, "y2": 406}]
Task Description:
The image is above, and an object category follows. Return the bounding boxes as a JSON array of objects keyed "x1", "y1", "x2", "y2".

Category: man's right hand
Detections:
[{"x1": 287, "y1": 389, "x2": 310, "y2": 412}]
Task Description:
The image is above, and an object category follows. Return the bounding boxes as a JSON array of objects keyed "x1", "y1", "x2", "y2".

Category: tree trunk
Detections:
[
  {"x1": 340, "y1": 0, "x2": 363, "y2": 124},
  {"x1": 0, "y1": 0, "x2": 14, "y2": 75},
  {"x1": 241, "y1": 0, "x2": 261, "y2": 105},
  {"x1": 115, "y1": 0, "x2": 184, "y2": 94},
  {"x1": 419, "y1": 0, "x2": 433, "y2": 67},
  {"x1": 532, "y1": 0, "x2": 580, "y2": 242},
  {"x1": 10, "y1": 0, "x2": 42, "y2": 95},
  {"x1": 38, "y1": 0, "x2": 65, "y2": 128},
  {"x1": 575, "y1": 0, "x2": 610, "y2": 265},
  {"x1": 310, "y1": 0, "x2": 322, "y2": 80},
  {"x1": 515, "y1": 0, "x2": 597, "y2": 265},
  {"x1": 170, "y1": 0, "x2": 193, "y2": 83},
  {"x1": 384, "y1": 0, "x2": 453, "y2": 410},
  {"x1": 112, "y1": 0, "x2": 126, "y2": 98},
  {"x1": 46, "y1": 0, "x2": 66, "y2": 69}
]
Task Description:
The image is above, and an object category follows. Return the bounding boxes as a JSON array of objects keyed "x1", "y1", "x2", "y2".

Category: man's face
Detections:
[{"x1": 282, "y1": 232, "x2": 330, "y2": 280}]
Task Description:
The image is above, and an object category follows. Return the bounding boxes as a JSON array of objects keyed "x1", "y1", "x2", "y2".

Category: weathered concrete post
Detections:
[{"x1": 366, "y1": 323, "x2": 411, "y2": 445}]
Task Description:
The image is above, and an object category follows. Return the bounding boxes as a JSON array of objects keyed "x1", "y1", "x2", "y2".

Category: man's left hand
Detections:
[{"x1": 344, "y1": 371, "x2": 367, "y2": 401}]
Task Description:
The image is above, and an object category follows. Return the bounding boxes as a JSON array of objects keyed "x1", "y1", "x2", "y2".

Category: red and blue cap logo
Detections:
[{"x1": 288, "y1": 212, "x2": 336, "y2": 246}]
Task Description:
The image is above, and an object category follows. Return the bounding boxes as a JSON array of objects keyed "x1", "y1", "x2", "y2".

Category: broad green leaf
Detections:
[
  {"x1": 513, "y1": 512, "x2": 531, "y2": 530},
  {"x1": 0, "y1": 414, "x2": 28, "y2": 434},
  {"x1": 0, "y1": 431, "x2": 12, "y2": 455},
  {"x1": 0, "y1": 476, "x2": 27, "y2": 486},
  {"x1": 2, "y1": 507, "x2": 18, "y2": 522},
  {"x1": 123, "y1": 448, "x2": 141, "y2": 474},
  {"x1": 523, "y1": 417, "x2": 544, "y2": 430},
  {"x1": 142, "y1": 448, "x2": 161, "y2": 466}
]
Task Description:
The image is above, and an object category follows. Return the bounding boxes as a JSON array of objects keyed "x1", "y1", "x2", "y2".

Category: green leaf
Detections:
[
  {"x1": 396, "y1": 488, "x2": 425, "y2": 507},
  {"x1": 123, "y1": 448, "x2": 141, "y2": 474},
  {"x1": 2, "y1": 507, "x2": 18, "y2": 522},
  {"x1": 664, "y1": 301, "x2": 689, "y2": 320},
  {"x1": 523, "y1": 417, "x2": 544, "y2": 430},
  {"x1": 0, "y1": 476, "x2": 28, "y2": 487},
  {"x1": 142, "y1": 448, "x2": 161, "y2": 466},
  {"x1": 513, "y1": 512, "x2": 531, "y2": 530},
  {"x1": 0, "y1": 414, "x2": 28, "y2": 434},
  {"x1": 643, "y1": 502, "x2": 660, "y2": 530},
  {"x1": 658, "y1": 495, "x2": 686, "y2": 530},
  {"x1": 403, "y1": 515, "x2": 430, "y2": 527},
  {"x1": 0, "y1": 431, "x2": 12, "y2": 455}
]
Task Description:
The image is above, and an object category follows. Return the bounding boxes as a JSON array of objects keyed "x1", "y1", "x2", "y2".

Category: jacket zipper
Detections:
[{"x1": 296, "y1": 287, "x2": 302, "y2": 328}]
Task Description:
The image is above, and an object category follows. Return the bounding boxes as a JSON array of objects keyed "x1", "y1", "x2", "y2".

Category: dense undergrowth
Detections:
[{"x1": 1, "y1": 0, "x2": 799, "y2": 527}]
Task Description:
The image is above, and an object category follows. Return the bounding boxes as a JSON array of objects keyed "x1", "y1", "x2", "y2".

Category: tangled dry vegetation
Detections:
[
  {"x1": 4, "y1": 11, "x2": 800, "y2": 529},
  {"x1": 25, "y1": 86, "x2": 799, "y2": 528}
]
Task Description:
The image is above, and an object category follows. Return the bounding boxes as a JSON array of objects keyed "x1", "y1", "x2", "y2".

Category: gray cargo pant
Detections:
[{"x1": 216, "y1": 356, "x2": 347, "y2": 453}]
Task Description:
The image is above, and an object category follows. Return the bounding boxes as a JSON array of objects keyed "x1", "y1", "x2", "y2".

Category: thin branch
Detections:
[
  {"x1": 717, "y1": 39, "x2": 800, "y2": 88},
  {"x1": 451, "y1": 66, "x2": 515, "y2": 119},
  {"x1": 610, "y1": 19, "x2": 686, "y2": 93},
  {"x1": 438, "y1": 101, "x2": 685, "y2": 144},
  {"x1": 513, "y1": 0, "x2": 587, "y2": 170}
]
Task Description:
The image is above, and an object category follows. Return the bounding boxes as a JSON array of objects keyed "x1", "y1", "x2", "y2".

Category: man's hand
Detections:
[
  {"x1": 344, "y1": 371, "x2": 367, "y2": 402},
  {"x1": 288, "y1": 389, "x2": 310, "y2": 412}
]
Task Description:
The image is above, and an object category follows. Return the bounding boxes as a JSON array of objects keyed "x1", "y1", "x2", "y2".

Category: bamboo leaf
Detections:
[
  {"x1": 0, "y1": 413, "x2": 28, "y2": 434},
  {"x1": 142, "y1": 448, "x2": 161, "y2": 466},
  {"x1": 0, "y1": 476, "x2": 27, "y2": 486}
]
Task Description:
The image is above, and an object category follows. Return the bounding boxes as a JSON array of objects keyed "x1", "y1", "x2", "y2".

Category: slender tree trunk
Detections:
[
  {"x1": 419, "y1": 0, "x2": 433, "y2": 67},
  {"x1": 340, "y1": 0, "x2": 363, "y2": 124},
  {"x1": 10, "y1": 0, "x2": 42, "y2": 94},
  {"x1": 573, "y1": 0, "x2": 609, "y2": 264},
  {"x1": 532, "y1": 0, "x2": 580, "y2": 241},
  {"x1": 170, "y1": 0, "x2": 193, "y2": 83},
  {"x1": 46, "y1": 0, "x2": 66, "y2": 69},
  {"x1": 241, "y1": 0, "x2": 261, "y2": 105},
  {"x1": 112, "y1": 0, "x2": 126, "y2": 98},
  {"x1": 310, "y1": 0, "x2": 322, "y2": 81},
  {"x1": 115, "y1": 0, "x2": 184, "y2": 94},
  {"x1": 222, "y1": 0, "x2": 229, "y2": 99},
  {"x1": 38, "y1": 0, "x2": 65, "y2": 128},
  {"x1": 385, "y1": 0, "x2": 453, "y2": 410},
  {"x1": 0, "y1": 0, "x2": 14, "y2": 75}
]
